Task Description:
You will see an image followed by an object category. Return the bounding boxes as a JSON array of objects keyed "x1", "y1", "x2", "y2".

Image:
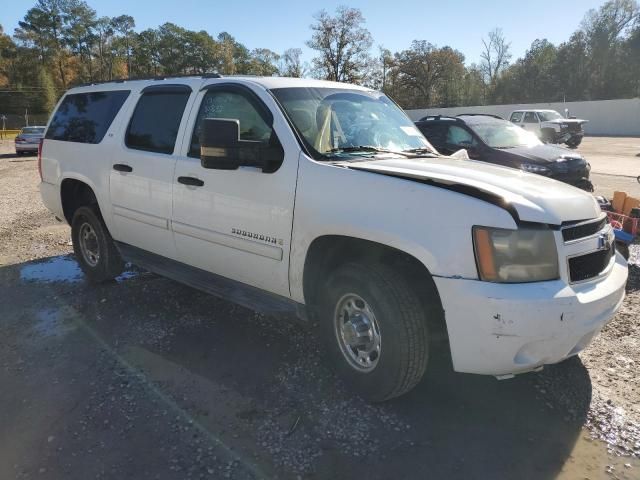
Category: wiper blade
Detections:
[
  {"x1": 326, "y1": 145, "x2": 428, "y2": 158},
  {"x1": 402, "y1": 147, "x2": 439, "y2": 156},
  {"x1": 327, "y1": 145, "x2": 398, "y2": 154}
]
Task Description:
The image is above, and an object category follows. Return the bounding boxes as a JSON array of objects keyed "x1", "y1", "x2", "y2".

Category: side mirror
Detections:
[{"x1": 200, "y1": 118, "x2": 284, "y2": 172}]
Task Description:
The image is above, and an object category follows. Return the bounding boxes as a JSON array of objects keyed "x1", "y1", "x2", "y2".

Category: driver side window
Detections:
[
  {"x1": 189, "y1": 89, "x2": 274, "y2": 157},
  {"x1": 446, "y1": 125, "x2": 475, "y2": 147}
]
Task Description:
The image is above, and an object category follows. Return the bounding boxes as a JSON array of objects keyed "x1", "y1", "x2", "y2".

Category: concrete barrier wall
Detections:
[{"x1": 406, "y1": 98, "x2": 640, "y2": 136}]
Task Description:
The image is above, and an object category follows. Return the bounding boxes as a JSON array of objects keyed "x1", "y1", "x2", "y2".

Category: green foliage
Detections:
[
  {"x1": 307, "y1": 6, "x2": 373, "y2": 82},
  {"x1": 2, "y1": 0, "x2": 640, "y2": 115}
]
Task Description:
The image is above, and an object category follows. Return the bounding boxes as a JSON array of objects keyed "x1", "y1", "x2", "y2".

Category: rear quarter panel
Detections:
[{"x1": 40, "y1": 85, "x2": 140, "y2": 231}]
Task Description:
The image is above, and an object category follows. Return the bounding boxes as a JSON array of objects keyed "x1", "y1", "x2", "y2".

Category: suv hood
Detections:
[
  {"x1": 502, "y1": 144, "x2": 586, "y2": 164},
  {"x1": 340, "y1": 156, "x2": 600, "y2": 225}
]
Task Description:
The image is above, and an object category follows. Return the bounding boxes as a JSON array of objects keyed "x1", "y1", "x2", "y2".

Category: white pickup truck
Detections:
[{"x1": 39, "y1": 76, "x2": 628, "y2": 401}]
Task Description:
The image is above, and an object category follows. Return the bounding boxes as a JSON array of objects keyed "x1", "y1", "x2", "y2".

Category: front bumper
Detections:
[{"x1": 433, "y1": 252, "x2": 628, "y2": 376}]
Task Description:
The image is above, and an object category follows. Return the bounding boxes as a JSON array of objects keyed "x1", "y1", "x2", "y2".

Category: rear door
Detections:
[
  {"x1": 171, "y1": 82, "x2": 300, "y2": 297},
  {"x1": 109, "y1": 84, "x2": 195, "y2": 259}
]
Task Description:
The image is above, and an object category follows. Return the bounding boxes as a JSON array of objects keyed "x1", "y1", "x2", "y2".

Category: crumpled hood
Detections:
[
  {"x1": 340, "y1": 156, "x2": 600, "y2": 225},
  {"x1": 544, "y1": 118, "x2": 588, "y2": 125},
  {"x1": 502, "y1": 144, "x2": 586, "y2": 164}
]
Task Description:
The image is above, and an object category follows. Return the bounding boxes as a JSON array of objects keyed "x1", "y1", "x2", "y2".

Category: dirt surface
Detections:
[
  {"x1": 1, "y1": 140, "x2": 639, "y2": 480},
  {"x1": 577, "y1": 137, "x2": 640, "y2": 178}
]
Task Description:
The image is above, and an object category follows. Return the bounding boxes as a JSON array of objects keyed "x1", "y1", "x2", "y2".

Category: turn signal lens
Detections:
[{"x1": 474, "y1": 228, "x2": 498, "y2": 281}]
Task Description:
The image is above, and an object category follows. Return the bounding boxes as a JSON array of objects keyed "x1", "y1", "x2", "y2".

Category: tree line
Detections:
[{"x1": 0, "y1": 0, "x2": 639, "y2": 117}]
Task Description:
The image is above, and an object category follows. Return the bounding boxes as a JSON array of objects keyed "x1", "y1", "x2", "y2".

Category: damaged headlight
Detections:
[{"x1": 473, "y1": 226, "x2": 559, "y2": 283}]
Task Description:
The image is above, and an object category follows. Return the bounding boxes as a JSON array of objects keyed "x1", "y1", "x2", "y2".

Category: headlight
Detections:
[
  {"x1": 521, "y1": 163, "x2": 551, "y2": 174},
  {"x1": 473, "y1": 226, "x2": 559, "y2": 283}
]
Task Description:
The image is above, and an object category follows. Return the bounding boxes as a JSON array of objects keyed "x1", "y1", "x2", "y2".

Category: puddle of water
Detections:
[
  {"x1": 34, "y1": 309, "x2": 77, "y2": 337},
  {"x1": 20, "y1": 256, "x2": 83, "y2": 283},
  {"x1": 557, "y1": 430, "x2": 640, "y2": 479},
  {"x1": 19, "y1": 256, "x2": 140, "y2": 284},
  {"x1": 116, "y1": 269, "x2": 140, "y2": 283}
]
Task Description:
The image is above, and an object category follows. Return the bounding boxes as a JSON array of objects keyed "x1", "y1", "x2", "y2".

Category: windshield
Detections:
[
  {"x1": 271, "y1": 87, "x2": 435, "y2": 157},
  {"x1": 469, "y1": 121, "x2": 542, "y2": 148},
  {"x1": 21, "y1": 127, "x2": 45, "y2": 135},
  {"x1": 537, "y1": 111, "x2": 563, "y2": 121}
]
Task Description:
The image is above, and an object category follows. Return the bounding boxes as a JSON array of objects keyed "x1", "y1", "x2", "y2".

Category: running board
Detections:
[{"x1": 115, "y1": 242, "x2": 303, "y2": 317}]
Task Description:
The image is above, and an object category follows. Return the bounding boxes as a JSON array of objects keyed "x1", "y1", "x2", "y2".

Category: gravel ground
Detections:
[{"x1": 1, "y1": 141, "x2": 639, "y2": 479}]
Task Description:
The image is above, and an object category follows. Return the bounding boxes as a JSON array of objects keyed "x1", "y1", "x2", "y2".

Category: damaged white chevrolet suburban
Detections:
[{"x1": 39, "y1": 76, "x2": 628, "y2": 401}]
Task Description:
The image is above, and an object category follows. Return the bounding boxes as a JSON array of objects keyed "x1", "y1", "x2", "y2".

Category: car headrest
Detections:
[{"x1": 289, "y1": 108, "x2": 313, "y2": 133}]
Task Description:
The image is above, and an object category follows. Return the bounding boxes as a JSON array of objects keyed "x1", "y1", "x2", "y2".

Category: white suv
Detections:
[{"x1": 39, "y1": 75, "x2": 627, "y2": 401}]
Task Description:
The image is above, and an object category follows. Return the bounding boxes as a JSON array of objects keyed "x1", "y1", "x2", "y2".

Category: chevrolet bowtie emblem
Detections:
[{"x1": 597, "y1": 233, "x2": 612, "y2": 251}]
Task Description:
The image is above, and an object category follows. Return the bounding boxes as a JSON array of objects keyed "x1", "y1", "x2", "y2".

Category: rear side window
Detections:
[
  {"x1": 126, "y1": 91, "x2": 190, "y2": 154},
  {"x1": 510, "y1": 112, "x2": 523, "y2": 123},
  {"x1": 416, "y1": 123, "x2": 448, "y2": 146},
  {"x1": 46, "y1": 90, "x2": 130, "y2": 144}
]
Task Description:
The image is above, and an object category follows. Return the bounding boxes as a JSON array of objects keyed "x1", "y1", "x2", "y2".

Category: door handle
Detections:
[
  {"x1": 177, "y1": 176, "x2": 204, "y2": 187},
  {"x1": 113, "y1": 163, "x2": 133, "y2": 172}
]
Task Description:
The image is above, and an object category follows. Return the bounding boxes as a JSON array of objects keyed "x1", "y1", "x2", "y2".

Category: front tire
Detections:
[
  {"x1": 319, "y1": 262, "x2": 433, "y2": 402},
  {"x1": 617, "y1": 242, "x2": 630, "y2": 261},
  {"x1": 566, "y1": 137, "x2": 582, "y2": 148},
  {"x1": 71, "y1": 205, "x2": 124, "y2": 283}
]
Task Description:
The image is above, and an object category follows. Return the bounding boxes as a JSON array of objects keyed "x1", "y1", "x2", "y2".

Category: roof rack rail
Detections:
[
  {"x1": 75, "y1": 73, "x2": 222, "y2": 88},
  {"x1": 417, "y1": 115, "x2": 460, "y2": 122},
  {"x1": 455, "y1": 113, "x2": 504, "y2": 120}
]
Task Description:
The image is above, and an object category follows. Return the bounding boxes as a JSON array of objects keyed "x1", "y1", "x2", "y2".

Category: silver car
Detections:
[{"x1": 15, "y1": 126, "x2": 46, "y2": 155}]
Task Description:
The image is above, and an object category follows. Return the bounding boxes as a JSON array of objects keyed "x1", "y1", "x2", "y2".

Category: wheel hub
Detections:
[
  {"x1": 78, "y1": 222, "x2": 100, "y2": 267},
  {"x1": 334, "y1": 294, "x2": 381, "y2": 372}
]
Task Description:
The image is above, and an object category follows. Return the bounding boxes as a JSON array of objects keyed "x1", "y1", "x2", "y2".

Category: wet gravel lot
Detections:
[{"x1": 1, "y1": 142, "x2": 639, "y2": 479}]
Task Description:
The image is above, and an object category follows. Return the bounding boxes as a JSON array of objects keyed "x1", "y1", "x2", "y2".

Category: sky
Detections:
[{"x1": 4, "y1": 0, "x2": 608, "y2": 66}]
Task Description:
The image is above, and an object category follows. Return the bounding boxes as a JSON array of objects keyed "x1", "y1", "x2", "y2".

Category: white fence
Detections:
[{"x1": 406, "y1": 98, "x2": 640, "y2": 136}]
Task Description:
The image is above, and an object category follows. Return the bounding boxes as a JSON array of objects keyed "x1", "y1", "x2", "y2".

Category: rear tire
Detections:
[
  {"x1": 71, "y1": 205, "x2": 124, "y2": 283},
  {"x1": 319, "y1": 262, "x2": 434, "y2": 402}
]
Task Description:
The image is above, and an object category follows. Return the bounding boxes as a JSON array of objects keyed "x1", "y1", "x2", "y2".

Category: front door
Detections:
[
  {"x1": 171, "y1": 83, "x2": 300, "y2": 297},
  {"x1": 109, "y1": 84, "x2": 194, "y2": 259},
  {"x1": 522, "y1": 111, "x2": 541, "y2": 136}
]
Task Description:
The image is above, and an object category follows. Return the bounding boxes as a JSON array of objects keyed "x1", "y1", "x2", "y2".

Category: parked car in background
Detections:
[
  {"x1": 14, "y1": 126, "x2": 46, "y2": 155},
  {"x1": 509, "y1": 109, "x2": 587, "y2": 148},
  {"x1": 415, "y1": 114, "x2": 593, "y2": 191}
]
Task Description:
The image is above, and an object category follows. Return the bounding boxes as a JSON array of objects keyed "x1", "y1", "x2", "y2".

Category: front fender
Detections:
[{"x1": 289, "y1": 156, "x2": 517, "y2": 303}]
